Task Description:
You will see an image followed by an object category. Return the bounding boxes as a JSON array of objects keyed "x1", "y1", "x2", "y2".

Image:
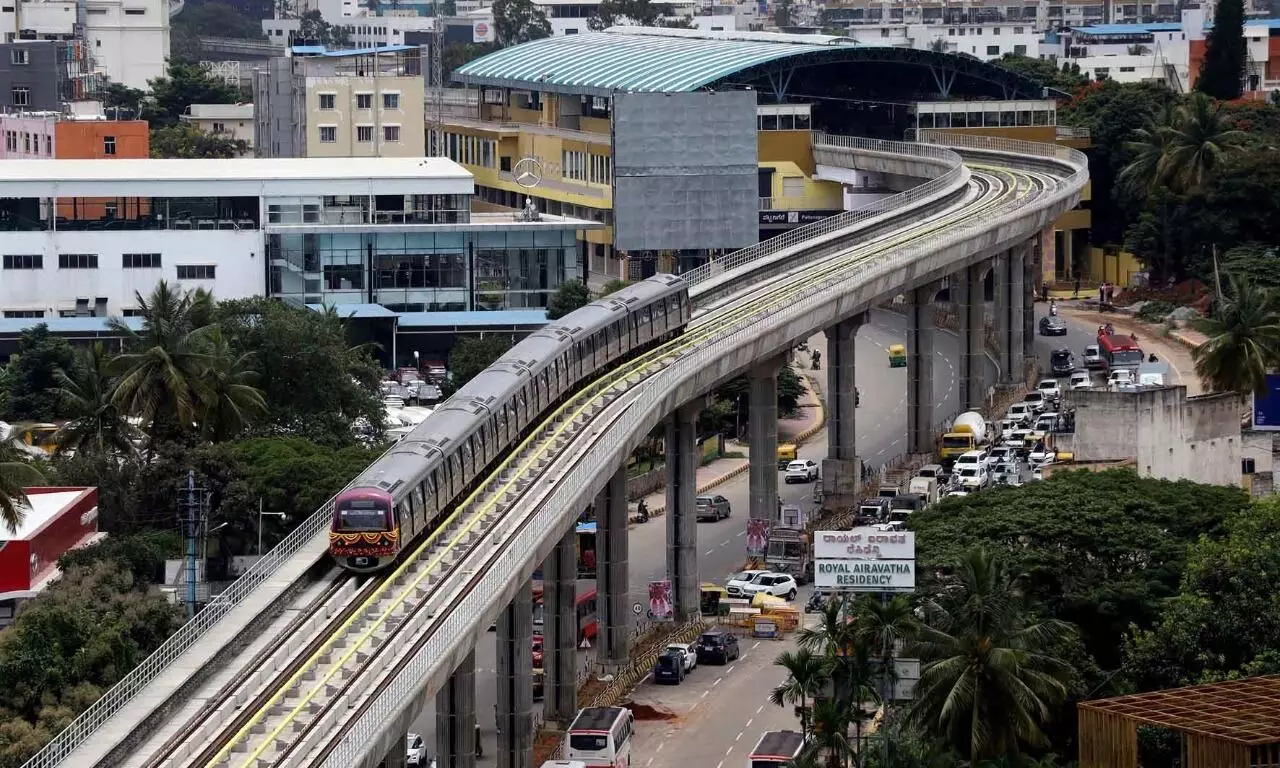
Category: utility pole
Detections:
[
  {"x1": 428, "y1": 9, "x2": 444, "y2": 156},
  {"x1": 179, "y1": 471, "x2": 209, "y2": 619}
]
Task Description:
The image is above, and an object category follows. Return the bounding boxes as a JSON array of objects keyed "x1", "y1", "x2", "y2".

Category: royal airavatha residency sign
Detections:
[{"x1": 814, "y1": 528, "x2": 916, "y2": 593}]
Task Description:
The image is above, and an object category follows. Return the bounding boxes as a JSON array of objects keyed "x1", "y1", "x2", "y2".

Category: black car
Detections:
[
  {"x1": 654, "y1": 650, "x2": 685, "y2": 684},
  {"x1": 1039, "y1": 316, "x2": 1068, "y2": 336},
  {"x1": 1050, "y1": 349, "x2": 1075, "y2": 375},
  {"x1": 695, "y1": 630, "x2": 740, "y2": 665}
]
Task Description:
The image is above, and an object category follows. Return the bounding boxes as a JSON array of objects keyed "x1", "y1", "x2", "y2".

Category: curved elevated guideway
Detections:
[{"x1": 24, "y1": 132, "x2": 1087, "y2": 768}]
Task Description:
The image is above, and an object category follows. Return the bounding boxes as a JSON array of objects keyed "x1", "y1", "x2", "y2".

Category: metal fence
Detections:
[{"x1": 318, "y1": 134, "x2": 1088, "y2": 767}]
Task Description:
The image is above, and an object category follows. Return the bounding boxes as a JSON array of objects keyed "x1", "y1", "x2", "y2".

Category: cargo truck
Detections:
[
  {"x1": 765, "y1": 524, "x2": 813, "y2": 585},
  {"x1": 939, "y1": 411, "x2": 988, "y2": 462}
]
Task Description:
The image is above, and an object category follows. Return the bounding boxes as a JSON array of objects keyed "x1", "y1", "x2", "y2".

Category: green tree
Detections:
[
  {"x1": 53, "y1": 342, "x2": 138, "y2": 458},
  {"x1": 0, "y1": 451, "x2": 42, "y2": 534},
  {"x1": 492, "y1": 0, "x2": 551, "y2": 45},
  {"x1": 443, "y1": 42, "x2": 500, "y2": 80},
  {"x1": 855, "y1": 594, "x2": 919, "y2": 710},
  {"x1": 770, "y1": 648, "x2": 829, "y2": 735},
  {"x1": 443, "y1": 335, "x2": 514, "y2": 397},
  {"x1": 101, "y1": 82, "x2": 147, "y2": 119},
  {"x1": 546, "y1": 280, "x2": 592, "y2": 320},
  {"x1": 911, "y1": 469, "x2": 1249, "y2": 669},
  {"x1": 297, "y1": 9, "x2": 352, "y2": 47},
  {"x1": 1161, "y1": 93, "x2": 1246, "y2": 192},
  {"x1": 150, "y1": 123, "x2": 248, "y2": 159},
  {"x1": 199, "y1": 328, "x2": 267, "y2": 442},
  {"x1": 1195, "y1": 0, "x2": 1247, "y2": 100},
  {"x1": 601, "y1": 279, "x2": 629, "y2": 296},
  {"x1": 1219, "y1": 244, "x2": 1280, "y2": 289},
  {"x1": 58, "y1": 529, "x2": 181, "y2": 584},
  {"x1": 908, "y1": 548, "x2": 1077, "y2": 762},
  {"x1": 145, "y1": 62, "x2": 248, "y2": 127},
  {"x1": 3, "y1": 325, "x2": 77, "y2": 422},
  {"x1": 1117, "y1": 102, "x2": 1178, "y2": 199},
  {"x1": 994, "y1": 54, "x2": 1088, "y2": 91},
  {"x1": 169, "y1": 1, "x2": 266, "y2": 63},
  {"x1": 1192, "y1": 272, "x2": 1280, "y2": 395}
]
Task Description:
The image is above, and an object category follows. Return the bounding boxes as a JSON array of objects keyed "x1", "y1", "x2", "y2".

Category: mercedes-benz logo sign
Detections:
[{"x1": 513, "y1": 157, "x2": 543, "y2": 189}]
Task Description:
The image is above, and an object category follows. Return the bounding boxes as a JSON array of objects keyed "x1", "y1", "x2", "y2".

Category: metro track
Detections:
[{"x1": 135, "y1": 164, "x2": 1053, "y2": 768}]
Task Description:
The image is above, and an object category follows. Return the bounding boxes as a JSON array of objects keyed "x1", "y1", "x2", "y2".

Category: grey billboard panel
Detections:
[{"x1": 612, "y1": 91, "x2": 759, "y2": 252}]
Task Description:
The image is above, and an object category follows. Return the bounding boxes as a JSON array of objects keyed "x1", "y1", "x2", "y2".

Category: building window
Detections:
[
  {"x1": 382, "y1": 92, "x2": 399, "y2": 109},
  {"x1": 383, "y1": 125, "x2": 400, "y2": 142},
  {"x1": 22, "y1": 132, "x2": 29, "y2": 152},
  {"x1": 124, "y1": 6, "x2": 145, "y2": 12},
  {"x1": 103, "y1": 135, "x2": 116, "y2": 155},
  {"x1": 2, "y1": 254, "x2": 41, "y2": 269},
  {"x1": 356, "y1": 93, "x2": 373, "y2": 110},
  {"x1": 58, "y1": 253, "x2": 98, "y2": 269},
  {"x1": 176, "y1": 264, "x2": 216, "y2": 280},
  {"x1": 318, "y1": 125, "x2": 337, "y2": 143},
  {"x1": 122, "y1": 252, "x2": 161, "y2": 268},
  {"x1": 11, "y1": 86, "x2": 28, "y2": 107},
  {"x1": 3, "y1": 310, "x2": 44, "y2": 318},
  {"x1": 357, "y1": 125, "x2": 374, "y2": 142},
  {"x1": 122, "y1": 308, "x2": 145, "y2": 317},
  {"x1": 1014, "y1": 44, "x2": 1027, "y2": 55},
  {"x1": 42, "y1": 134, "x2": 50, "y2": 154},
  {"x1": 986, "y1": 45, "x2": 1000, "y2": 56},
  {"x1": 318, "y1": 93, "x2": 336, "y2": 110},
  {"x1": 9, "y1": 47, "x2": 26, "y2": 65},
  {"x1": 3, "y1": 130, "x2": 13, "y2": 152},
  {"x1": 212, "y1": 121, "x2": 225, "y2": 133}
]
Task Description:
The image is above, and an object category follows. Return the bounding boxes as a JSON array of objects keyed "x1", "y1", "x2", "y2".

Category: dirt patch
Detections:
[
  {"x1": 577, "y1": 677, "x2": 608, "y2": 707},
  {"x1": 532, "y1": 729, "x2": 563, "y2": 765},
  {"x1": 623, "y1": 701, "x2": 678, "y2": 721}
]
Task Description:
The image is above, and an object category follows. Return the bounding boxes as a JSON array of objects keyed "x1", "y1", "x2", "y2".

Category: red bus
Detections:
[
  {"x1": 1097, "y1": 332, "x2": 1144, "y2": 370},
  {"x1": 532, "y1": 581, "x2": 599, "y2": 641}
]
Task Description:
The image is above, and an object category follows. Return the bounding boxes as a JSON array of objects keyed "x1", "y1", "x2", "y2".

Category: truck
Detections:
[
  {"x1": 857, "y1": 496, "x2": 892, "y2": 524},
  {"x1": 907, "y1": 476, "x2": 939, "y2": 505},
  {"x1": 939, "y1": 411, "x2": 988, "y2": 462},
  {"x1": 1136, "y1": 360, "x2": 1172, "y2": 387},
  {"x1": 765, "y1": 525, "x2": 813, "y2": 585}
]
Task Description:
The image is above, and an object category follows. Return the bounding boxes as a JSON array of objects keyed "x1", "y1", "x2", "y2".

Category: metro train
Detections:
[{"x1": 329, "y1": 275, "x2": 693, "y2": 572}]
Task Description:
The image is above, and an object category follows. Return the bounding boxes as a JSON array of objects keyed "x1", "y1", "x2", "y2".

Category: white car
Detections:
[
  {"x1": 666, "y1": 643, "x2": 697, "y2": 672},
  {"x1": 1108, "y1": 369, "x2": 1134, "y2": 389},
  {"x1": 1022, "y1": 391, "x2": 1048, "y2": 413},
  {"x1": 1083, "y1": 344, "x2": 1105, "y2": 370},
  {"x1": 956, "y1": 466, "x2": 989, "y2": 490},
  {"x1": 725, "y1": 569, "x2": 770, "y2": 597},
  {"x1": 987, "y1": 446, "x2": 1014, "y2": 466},
  {"x1": 407, "y1": 734, "x2": 428, "y2": 767},
  {"x1": 1037, "y1": 379, "x2": 1061, "y2": 400},
  {"x1": 1070, "y1": 371, "x2": 1091, "y2": 390},
  {"x1": 1034, "y1": 413, "x2": 1059, "y2": 432},
  {"x1": 953, "y1": 450, "x2": 989, "y2": 473},
  {"x1": 741, "y1": 573, "x2": 799, "y2": 600},
  {"x1": 1005, "y1": 402, "x2": 1035, "y2": 425},
  {"x1": 1028, "y1": 443, "x2": 1055, "y2": 463},
  {"x1": 784, "y1": 459, "x2": 819, "y2": 484}
]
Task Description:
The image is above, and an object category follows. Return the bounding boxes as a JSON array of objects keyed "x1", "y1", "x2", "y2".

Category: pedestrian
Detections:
[
  {"x1": 1074, "y1": 275, "x2": 1081, "y2": 299},
  {"x1": 1041, "y1": 282, "x2": 1049, "y2": 302}
]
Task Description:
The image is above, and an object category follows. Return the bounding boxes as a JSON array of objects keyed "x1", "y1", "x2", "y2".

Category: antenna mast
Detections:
[{"x1": 429, "y1": 12, "x2": 444, "y2": 156}]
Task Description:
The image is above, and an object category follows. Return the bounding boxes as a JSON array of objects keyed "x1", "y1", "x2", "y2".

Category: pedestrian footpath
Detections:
[{"x1": 638, "y1": 362, "x2": 827, "y2": 519}]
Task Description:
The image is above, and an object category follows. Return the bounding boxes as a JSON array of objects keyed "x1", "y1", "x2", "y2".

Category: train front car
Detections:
[{"x1": 329, "y1": 488, "x2": 399, "y2": 572}]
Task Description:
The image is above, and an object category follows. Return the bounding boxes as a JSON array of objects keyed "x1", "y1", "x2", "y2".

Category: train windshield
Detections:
[{"x1": 337, "y1": 498, "x2": 390, "y2": 531}]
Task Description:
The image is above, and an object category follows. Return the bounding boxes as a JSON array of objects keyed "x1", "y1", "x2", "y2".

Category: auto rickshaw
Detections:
[
  {"x1": 700, "y1": 583, "x2": 730, "y2": 616},
  {"x1": 777, "y1": 443, "x2": 798, "y2": 470},
  {"x1": 888, "y1": 343, "x2": 907, "y2": 368}
]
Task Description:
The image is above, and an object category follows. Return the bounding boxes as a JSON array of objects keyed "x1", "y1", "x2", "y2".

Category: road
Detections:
[{"x1": 408, "y1": 306, "x2": 1083, "y2": 762}]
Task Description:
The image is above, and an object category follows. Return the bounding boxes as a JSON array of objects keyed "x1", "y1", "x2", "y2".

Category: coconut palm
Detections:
[
  {"x1": 798, "y1": 596, "x2": 857, "y2": 656},
  {"x1": 809, "y1": 696, "x2": 857, "y2": 768},
  {"x1": 199, "y1": 328, "x2": 267, "y2": 442},
  {"x1": 0, "y1": 453, "x2": 43, "y2": 534},
  {"x1": 53, "y1": 342, "x2": 139, "y2": 457},
  {"x1": 1193, "y1": 273, "x2": 1280, "y2": 396},
  {"x1": 771, "y1": 648, "x2": 831, "y2": 736},
  {"x1": 1161, "y1": 92, "x2": 1246, "y2": 192},
  {"x1": 907, "y1": 548, "x2": 1076, "y2": 763},
  {"x1": 1118, "y1": 102, "x2": 1179, "y2": 199}
]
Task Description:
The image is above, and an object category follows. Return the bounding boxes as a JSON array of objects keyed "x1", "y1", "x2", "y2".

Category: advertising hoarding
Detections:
[
  {"x1": 647, "y1": 579, "x2": 673, "y2": 621},
  {"x1": 746, "y1": 518, "x2": 771, "y2": 557},
  {"x1": 815, "y1": 559, "x2": 915, "y2": 591},
  {"x1": 814, "y1": 529, "x2": 916, "y2": 560},
  {"x1": 1253, "y1": 374, "x2": 1280, "y2": 431}
]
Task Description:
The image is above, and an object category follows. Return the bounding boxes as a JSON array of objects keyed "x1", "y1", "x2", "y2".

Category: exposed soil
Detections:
[
  {"x1": 532, "y1": 729, "x2": 563, "y2": 765},
  {"x1": 623, "y1": 701, "x2": 678, "y2": 721}
]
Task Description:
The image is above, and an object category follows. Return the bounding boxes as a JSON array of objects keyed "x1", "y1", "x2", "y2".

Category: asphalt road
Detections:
[{"x1": 408, "y1": 306, "x2": 1088, "y2": 763}]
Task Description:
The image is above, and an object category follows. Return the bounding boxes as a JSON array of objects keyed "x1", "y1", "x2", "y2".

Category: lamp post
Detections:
[{"x1": 257, "y1": 498, "x2": 289, "y2": 556}]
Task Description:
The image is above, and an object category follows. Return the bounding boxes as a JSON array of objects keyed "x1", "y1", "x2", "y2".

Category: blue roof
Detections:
[
  {"x1": 1071, "y1": 22, "x2": 1183, "y2": 35},
  {"x1": 397, "y1": 310, "x2": 549, "y2": 330},
  {"x1": 0, "y1": 316, "x2": 144, "y2": 335},
  {"x1": 307, "y1": 303, "x2": 399, "y2": 319},
  {"x1": 576, "y1": 521, "x2": 596, "y2": 534},
  {"x1": 455, "y1": 27, "x2": 858, "y2": 96}
]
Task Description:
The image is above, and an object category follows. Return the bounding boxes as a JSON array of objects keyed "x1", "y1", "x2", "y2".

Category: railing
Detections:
[
  {"x1": 318, "y1": 133, "x2": 1087, "y2": 768},
  {"x1": 21, "y1": 132, "x2": 1085, "y2": 768},
  {"x1": 682, "y1": 132, "x2": 965, "y2": 290}
]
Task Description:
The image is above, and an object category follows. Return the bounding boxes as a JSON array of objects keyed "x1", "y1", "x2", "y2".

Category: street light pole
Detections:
[{"x1": 257, "y1": 497, "x2": 288, "y2": 555}]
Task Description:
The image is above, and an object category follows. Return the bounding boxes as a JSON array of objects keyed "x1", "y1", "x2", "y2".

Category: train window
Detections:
[
  {"x1": 460, "y1": 439, "x2": 473, "y2": 477},
  {"x1": 448, "y1": 454, "x2": 461, "y2": 494}
]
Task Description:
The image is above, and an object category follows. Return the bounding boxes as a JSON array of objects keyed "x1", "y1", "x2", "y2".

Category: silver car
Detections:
[{"x1": 696, "y1": 494, "x2": 731, "y2": 521}]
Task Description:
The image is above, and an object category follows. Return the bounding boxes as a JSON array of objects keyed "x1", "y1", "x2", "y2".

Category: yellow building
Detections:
[{"x1": 254, "y1": 45, "x2": 426, "y2": 159}]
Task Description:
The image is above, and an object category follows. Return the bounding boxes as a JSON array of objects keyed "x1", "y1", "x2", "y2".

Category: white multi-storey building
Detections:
[{"x1": 0, "y1": 0, "x2": 169, "y2": 89}]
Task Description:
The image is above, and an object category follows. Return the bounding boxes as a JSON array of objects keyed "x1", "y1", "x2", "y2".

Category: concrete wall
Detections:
[
  {"x1": 1065, "y1": 386, "x2": 1244, "y2": 486},
  {"x1": 1242, "y1": 430, "x2": 1276, "y2": 498}
]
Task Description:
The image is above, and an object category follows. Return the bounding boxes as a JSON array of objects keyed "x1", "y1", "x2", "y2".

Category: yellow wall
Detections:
[
  {"x1": 759, "y1": 130, "x2": 815, "y2": 176},
  {"x1": 938, "y1": 125, "x2": 1059, "y2": 143},
  {"x1": 1088, "y1": 247, "x2": 1144, "y2": 286},
  {"x1": 304, "y1": 75, "x2": 425, "y2": 158},
  {"x1": 581, "y1": 116, "x2": 610, "y2": 135},
  {"x1": 762, "y1": 161, "x2": 843, "y2": 210}
]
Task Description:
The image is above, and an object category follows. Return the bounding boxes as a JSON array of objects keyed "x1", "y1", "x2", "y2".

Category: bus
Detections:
[
  {"x1": 532, "y1": 581, "x2": 599, "y2": 641},
  {"x1": 1097, "y1": 332, "x2": 1144, "y2": 371},
  {"x1": 565, "y1": 706, "x2": 634, "y2": 768},
  {"x1": 747, "y1": 731, "x2": 806, "y2": 768}
]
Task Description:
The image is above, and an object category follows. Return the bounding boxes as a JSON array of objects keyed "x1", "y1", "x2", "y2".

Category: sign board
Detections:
[
  {"x1": 647, "y1": 580, "x2": 673, "y2": 621},
  {"x1": 752, "y1": 618, "x2": 779, "y2": 639},
  {"x1": 814, "y1": 529, "x2": 915, "y2": 561},
  {"x1": 472, "y1": 19, "x2": 494, "y2": 43},
  {"x1": 815, "y1": 559, "x2": 915, "y2": 591},
  {"x1": 580, "y1": 637, "x2": 592, "y2": 649},
  {"x1": 1254, "y1": 374, "x2": 1280, "y2": 431},
  {"x1": 746, "y1": 518, "x2": 771, "y2": 557},
  {"x1": 632, "y1": 602, "x2": 643, "y2": 615},
  {"x1": 868, "y1": 658, "x2": 921, "y2": 701}
]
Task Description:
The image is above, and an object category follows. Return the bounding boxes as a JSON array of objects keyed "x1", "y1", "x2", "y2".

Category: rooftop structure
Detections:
[{"x1": 0, "y1": 487, "x2": 102, "y2": 624}]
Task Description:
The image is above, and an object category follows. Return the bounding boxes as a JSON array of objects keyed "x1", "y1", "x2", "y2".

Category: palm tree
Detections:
[
  {"x1": 53, "y1": 342, "x2": 139, "y2": 457},
  {"x1": 1118, "y1": 102, "x2": 1179, "y2": 199},
  {"x1": 1161, "y1": 92, "x2": 1246, "y2": 192},
  {"x1": 109, "y1": 281, "x2": 215, "y2": 437},
  {"x1": 809, "y1": 697, "x2": 857, "y2": 768},
  {"x1": 771, "y1": 648, "x2": 830, "y2": 735},
  {"x1": 1193, "y1": 273, "x2": 1280, "y2": 396},
  {"x1": 855, "y1": 594, "x2": 919, "y2": 692},
  {"x1": 0, "y1": 453, "x2": 43, "y2": 533},
  {"x1": 907, "y1": 548, "x2": 1077, "y2": 763},
  {"x1": 199, "y1": 328, "x2": 267, "y2": 442}
]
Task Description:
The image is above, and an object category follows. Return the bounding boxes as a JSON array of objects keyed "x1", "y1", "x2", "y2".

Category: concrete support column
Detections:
[
  {"x1": 383, "y1": 738, "x2": 408, "y2": 768},
  {"x1": 749, "y1": 356, "x2": 784, "y2": 522},
  {"x1": 993, "y1": 252, "x2": 1011, "y2": 382},
  {"x1": 665, "y1": 402, "x2": 701, "y2": 621},
  {"x1": 1008, "y1": 247, "x2": 1026, "y2": 386},
  {"x1": 596, "y1": 466, "x2": 629, "y2": 668},
  {"x1": 907, "y1": 284, "x2": 938, "y2": 456},
  {"x1": 823, "y1": 316, "x2": 863, "y2": 505},
  {"x1": 496, "y1": 582, "x2": 534, "y2": 768},
  {"x1": 956, "y1": 263, "x2": 987, "y2": 411},
  {"x1": 1023, "y1": 240, "x2": 1039, "y2": 383},
  {"x1": 543, "y1": 529, "x2": 577, "y2": 727},
  {"x1": 435, "y1": 651, "x2": 477, "y2": 768}
]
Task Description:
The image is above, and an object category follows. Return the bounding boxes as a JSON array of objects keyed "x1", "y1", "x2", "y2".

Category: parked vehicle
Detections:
[
  {"x1": 695, "y1": 630, "x2": 741, "y2": 664},
  {"x1": 665, "y1": 643, "x2": 697, "y2": 672},
  {"x1": 654, "y1": 650, "x2": 686, "y2": 684},
  {"x1": 695, "y1": 494, "x2": 731, "y2": 521},
  {"x1": 784, "y1": 459, "x2": 819, "y2": 483}
]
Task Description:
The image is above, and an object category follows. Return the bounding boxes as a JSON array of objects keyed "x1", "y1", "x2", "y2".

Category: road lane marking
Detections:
[
  {"x1": 714, "y1": 677, "x2": 723, "y2": 686},
  {"x1": 726, "y1": 747, "x2": 735, "y2": 757},
  {"x1": 647, "y1": 760, "x2": 654, "y2": 767},
  {"x1": 705, "y1": 550, "x2": 715, "y2": 555},
  {"x1": 702, "y1": 690, "x2": 710, "y2": 698},
  {"x1": 717, "y1": 762, "x2": 723, "y2": 768},
  {"x1": 752, "y1": 641, "x2": 761, "y2": 649},
  {"x1": 757, "y1": 704, "x2": 765, "y2": 714},
  {"x1": 746, "y1": 718, "x2": 753, "y2": 728},
  {"x1": 736, "y1": 530, "x2": 745, "y2": 537},
  {"x1": 657, "y1": 742, "x2": 665, "y2": 753},
  {"x1": 736, "y1": 732, "x2": 744, "y2": 742}
]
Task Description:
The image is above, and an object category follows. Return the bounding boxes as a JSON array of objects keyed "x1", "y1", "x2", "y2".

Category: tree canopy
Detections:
[
  {"x1": 1195, "y1": 0, "x2": 1247, "y2": 100},
  {"x1": 443, "y1": 335, "x2": 515, "y2": 397},
  {"x1": 145, "y1": 62, "x2": 249, "y2": 127},
  {"x1": 150, "y1": 123, "x2": 248, "y2": 159},
  {"x1": 2, "y1": 325, "x2": 77, "y2": 422},
  {"x1": 994, "y1": 54, "x2": 1089, "y2": 91},
  {"x1": 492, "y1": 0, "x2": 551, "y2": 45},
  {"x1": 546, "y1": 280, "x2": 592, "y2": 320}
]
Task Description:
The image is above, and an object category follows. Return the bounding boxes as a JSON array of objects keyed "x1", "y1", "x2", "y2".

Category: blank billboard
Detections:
[{"x1": 612, "y1": 91, "x2": 759, "y2": 252}]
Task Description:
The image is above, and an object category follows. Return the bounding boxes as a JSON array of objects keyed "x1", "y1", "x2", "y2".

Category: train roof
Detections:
[{"x1": 750, "y1": 731, "x2": 806, "y2": 759}]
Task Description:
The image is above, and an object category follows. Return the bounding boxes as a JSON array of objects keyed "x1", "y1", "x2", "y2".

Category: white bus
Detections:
[
  {"x1": 565, "y1": 706, "x2": 635, "y2": 768},
  {"x1": 747, "y1": 731, "x2": 806, "y2": 768}
]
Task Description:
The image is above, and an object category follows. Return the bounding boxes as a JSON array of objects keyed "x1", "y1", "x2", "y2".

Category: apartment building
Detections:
[
  {"x1": 0, "y1": 0, "x2": 169, "y2": 89},
  {"x1": 253, "y1": 45, "x2": 426, "y2": 159},
  {"x1": 0, "y1": 40, "x2": 99, "y2": 112},
  {"x1": 0, "y1": 112, "x2": 54, "y2": 157},
  {"x1": 181, "y1": 103, "x2": 255, "y2": 154}
]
